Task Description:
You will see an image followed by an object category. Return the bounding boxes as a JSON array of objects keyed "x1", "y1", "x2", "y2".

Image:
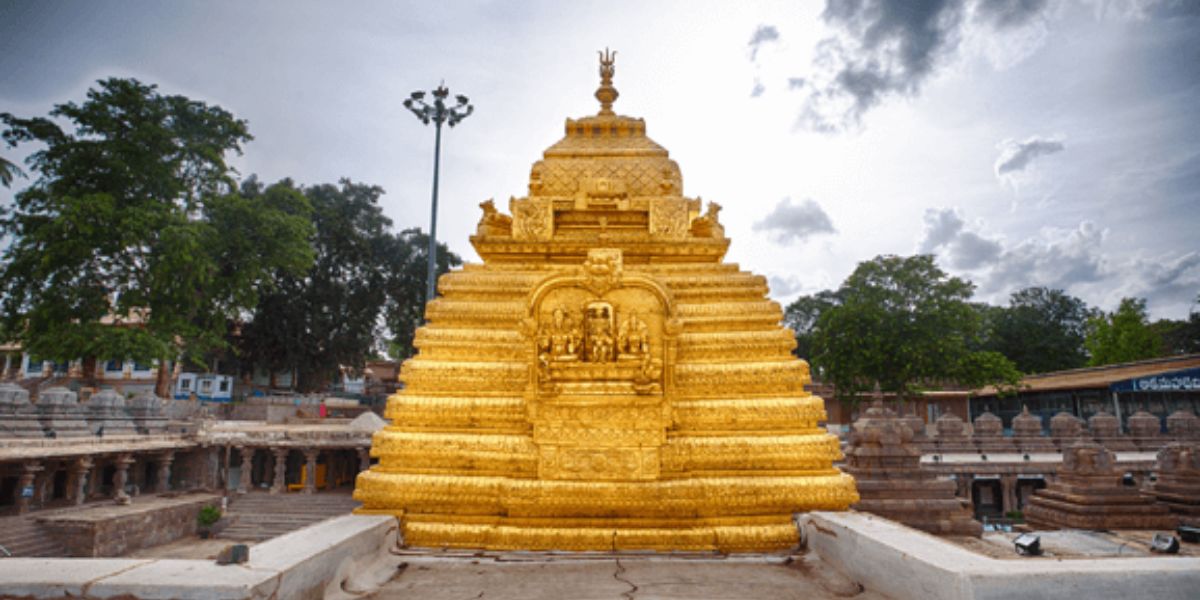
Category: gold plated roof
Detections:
[
  {"x1": 355, "y1": 51, "x2": 858, "y2": 552},
  {"x1": 528, "y1": 49, "x2": 682, "y2": 202}
]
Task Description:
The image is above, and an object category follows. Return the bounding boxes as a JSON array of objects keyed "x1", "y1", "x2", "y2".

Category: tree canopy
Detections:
[
  {"x1": 0, "y1": 155, "x2": 24, "y2": 188},
  {"x1": 236, "y1": 179, "x2": 459, "y2": 391},
  {"x1": 782, "y1": 290, "x2": 837, "y2": 360},
  {"x1": 1085, "y1": 297, "x2": 1161, "y2": 366},
  {"x1": 796, "y1": 254, "x2": 1021, "y2": 400},
  {"x1": 982, "y1": 286, "x2": 1092, "y2": 374},
  {"x1": 0, "y1": 78, "x2": 314, "y2": 376}
]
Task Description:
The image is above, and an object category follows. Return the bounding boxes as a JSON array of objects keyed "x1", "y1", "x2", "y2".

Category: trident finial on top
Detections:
[{"x1": 595, "y1": 48, "x2": 619, "y2": 115}]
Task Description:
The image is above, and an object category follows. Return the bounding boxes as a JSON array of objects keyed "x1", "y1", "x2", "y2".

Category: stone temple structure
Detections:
[
  {"x1": 354, "y1": 52, "x2": 858, "y2": 551},
  {"x1": 1024, "y1": 441, "x2": 1176, "y2": 530},
  {"x1": 844, "y1": 402, "x2": 981, "y2": 537},
  {"x1": 1147, "y1": 442, "x2": 1200, "y2": 526}
]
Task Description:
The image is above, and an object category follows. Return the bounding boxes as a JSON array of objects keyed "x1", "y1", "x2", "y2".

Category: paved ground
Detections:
[{"x1": 362, "y1": 554, "x2": 892, "y2": 600}]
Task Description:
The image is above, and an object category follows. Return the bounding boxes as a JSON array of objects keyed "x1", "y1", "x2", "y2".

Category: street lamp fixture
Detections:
[{"x1": 403, "y1": 84, "x2": 474, "y2": 319}]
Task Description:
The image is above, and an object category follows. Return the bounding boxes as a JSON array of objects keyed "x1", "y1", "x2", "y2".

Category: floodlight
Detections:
[
  {"x1": 1014, "y1": 533, "x2": 1042, "y2": 556},
  {"x1": 1151, "y1": 533, "x2": 1180, "y2": 554},
  {"x1": 1178, "y1": 525, "x2": 1200, "y2": 544}
]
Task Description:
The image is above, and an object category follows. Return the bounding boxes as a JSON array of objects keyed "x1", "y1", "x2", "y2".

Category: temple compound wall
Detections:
[
  {"x1": 879, "y1": 403, "x2": 1200, "y2": 526},
  {"x1": 0, "y1": 383, "x2": 376, "y2": 518}
]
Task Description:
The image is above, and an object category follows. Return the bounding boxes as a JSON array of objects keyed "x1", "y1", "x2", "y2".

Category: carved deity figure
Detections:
[
  {"x1": 538, "y1": 307, "x2": 582, "y2": 361},
  {"x1": 1063, "y1": 443, "x2": 1113, "y2": 474},
  {"x1": 475, "y1": 199, "x2": 513, "y2": 237},
  {"x1": 584, "y1": 302, "x2": 616, "y2": 363},
  {"x1": 618, "y1": 312, "x2": 650, "y2": 358},
  {"x1": 689, "y1": 201, "x2": 725, "y2": 238}
]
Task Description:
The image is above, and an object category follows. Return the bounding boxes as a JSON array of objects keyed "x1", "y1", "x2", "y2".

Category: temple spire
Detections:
[{"x1": 595, "y1": 48, "x2": 619, "y2": 115}]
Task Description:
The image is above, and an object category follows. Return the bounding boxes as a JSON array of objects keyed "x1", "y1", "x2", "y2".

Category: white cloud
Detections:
[
  {"x1": 995, "y1": 136, "x2": 1066, "y2": 178},
  {"x1": 918, "y1": 208, "x2": 1003, "y2": 270},
  {"x1": 768, "y1": 274, "x2": 806, "y2": 297},
  {"x1": 748, "y1": 24, "x2": 780, "y2": 62},
  {"x1": 752, "y1": 197, "x2": 836, "y2": 245},
  {"x1": 918, "y1": 208, "x2": 1198, "y2": 316},
  {"x1": 984, "y1": 221, "x2": 1108, "y2": 293}
]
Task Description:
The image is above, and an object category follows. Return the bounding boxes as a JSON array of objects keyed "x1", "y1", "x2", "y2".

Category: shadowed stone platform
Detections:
[{"x1": 1025, "y1": 441, "x2": 1177, "y2": 530}]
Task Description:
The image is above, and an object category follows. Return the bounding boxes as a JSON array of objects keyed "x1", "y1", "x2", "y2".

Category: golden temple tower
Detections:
[{"x1": 355, "y1": 50, "x2": 858, "y2": 552}]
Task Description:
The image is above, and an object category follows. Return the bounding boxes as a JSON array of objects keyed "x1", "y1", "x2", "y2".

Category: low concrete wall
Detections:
[
  {"x1": 803, "y1": 511, "x2": 1200, "y2": 600},
  {"x1": 38, "y1": 494, "x2": 221, "y2": 558},
  {"x1": 0, "y1": 514, "x2": 397, "y2": 600}
]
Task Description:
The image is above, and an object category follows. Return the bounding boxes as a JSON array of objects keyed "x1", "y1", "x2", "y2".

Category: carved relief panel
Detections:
[
  {"x1": 511, "y1": 197, "x2": 554, "y2": 241},
  {"x1": 649, "y1": 197, "x2": 690, "y2": 240},
  {"x1": 523, "y1": 249, "x2": 679, "y2": 481}
]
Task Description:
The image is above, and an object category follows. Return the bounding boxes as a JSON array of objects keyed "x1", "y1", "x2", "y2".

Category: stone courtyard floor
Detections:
[{"x1": 360, "y1": 553, "x2": 893, "y2": 600}]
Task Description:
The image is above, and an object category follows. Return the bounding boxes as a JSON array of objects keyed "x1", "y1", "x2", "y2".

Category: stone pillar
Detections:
[
  {"x1": 961, "y1": 474, "x2": 975, "y2": 511},
  {"x1": 156, "y1": 451, "x2": 174, "y2": 493},
  {"x1": 303, "y1": 449, "x2": 318, "y2": 495},
  {"x1": 69, "y1": 457, "x2": 93, "y2": 505},
  {"x1": 1000, "y1": 475, "x2": 1017, "y2": 515},
  {"x1": 84, "y1": 458, "x2": 100, "y2": 501},
  {"x1": 112, "y1": 453, "x2": 134, "y2": 505},
  {"x1": 236, "y1": 446, "x2": 253, "y2": 494},
  {"x1": 330, "y1": 451, "x2": 342, "y2": 487},
  {"x1": 358, "y1": 447, "x2": 371, "y2": 472},
  {"x1": 16, "y1": 461, "x2": 43, "y2": 514},
  {"x1": 224, "y1": 444, "x2": 235, "y2": 491},
  {"x1": 271, "y1": 448, "x2": 289, "y2": 494}
]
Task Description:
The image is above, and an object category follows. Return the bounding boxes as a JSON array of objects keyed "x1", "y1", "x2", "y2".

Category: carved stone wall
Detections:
[
  {"x1": 1146, "y1": 442, "x2": 1200, "y2": 526},
  {"x1": 844, "y1": 403, "x2": 981, "y2": 537},
  {"x1": 1024, "y1": 441, "x2": 1177, "y2": 530}
]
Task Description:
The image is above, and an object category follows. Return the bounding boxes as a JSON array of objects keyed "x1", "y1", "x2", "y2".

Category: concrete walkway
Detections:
[{"x1": 364, "y1": 554, "x2": 892, "y2": 600}]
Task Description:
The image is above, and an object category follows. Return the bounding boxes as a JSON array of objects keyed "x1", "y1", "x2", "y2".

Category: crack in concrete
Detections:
[
  {"x1": 80, "y1": 559, "x2": 154, "y2": 598},
  {"x1": 612, "y1": 555, "x2": 638, "y2": 600}
]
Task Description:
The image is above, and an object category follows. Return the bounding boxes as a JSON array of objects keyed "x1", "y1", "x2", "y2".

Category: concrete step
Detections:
[{"x1": 214, "y1": 493, "x2": 358, "y2": 542}]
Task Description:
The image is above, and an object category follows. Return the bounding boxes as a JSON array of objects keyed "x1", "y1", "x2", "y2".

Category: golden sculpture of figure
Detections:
[
  {"x1": 584, "y1": 302, "x2": 615, "y2": 363},
  {"x1": 476, "y1": 198, "x2": 513, "y2": 237},
  {"x1": 537, "y1": 307, "x2": 583, "y2": 362},
  {"x1": 690, "y1": 200, "x2": 724, "y2": 238},
  {"x1": 618, "y1": 311, "x2": 650, "y2": 357},
  {"x1": 549, "y1": 308, "x2": 573, "y2": 357},
  {"x1": 356, "y1": 51, "x2": 857, "y2": 553}
]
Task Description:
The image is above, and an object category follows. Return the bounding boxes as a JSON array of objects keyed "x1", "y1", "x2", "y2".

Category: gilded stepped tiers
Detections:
[{"x1": 354, "y1": 52, "x2": 858, "y2": 551}]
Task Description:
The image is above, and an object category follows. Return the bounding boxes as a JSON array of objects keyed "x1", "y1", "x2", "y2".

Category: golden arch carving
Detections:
[{"x1": 522, "y1": 249, "x2": 678, "y2": 481}]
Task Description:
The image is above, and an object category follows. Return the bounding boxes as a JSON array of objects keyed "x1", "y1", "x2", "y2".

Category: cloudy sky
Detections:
[{"x1": 1, "y1": 0, "x2": 1197, "y2": 318}]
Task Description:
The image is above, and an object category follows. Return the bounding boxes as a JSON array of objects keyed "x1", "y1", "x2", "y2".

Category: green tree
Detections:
[
  {"x1": 237, "y1": 179, "x2": 459, "y2": 391},
  {"x1": 382, "y1": 228, "x2": 460, "y2": 361},
  {"x1": 0, "y1": 78, "x2": 314, "y2": 393},
  {"x1": 811, "y1": 254, "x2": 1020, "y2": 401},
  {"x1": 0, "y1": 155, "x2": 25, "y2": 187},
  {"x1": 1149, "y1": 295, "x2": 1200, "y2": 356},
  {"x1": 1085, "y1": 297, "x2": 1161, "y2": 366},
  {"x1": 983, "y1": 287, "x2": 1092, "y2": 373},
  {"x1": 783, "y1": 290, "x2": 838, "y2": 360}
]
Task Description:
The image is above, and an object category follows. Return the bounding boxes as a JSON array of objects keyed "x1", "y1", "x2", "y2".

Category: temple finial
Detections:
[{"x1": 595, "y1": 48, "x2": 619, "y2": 115}]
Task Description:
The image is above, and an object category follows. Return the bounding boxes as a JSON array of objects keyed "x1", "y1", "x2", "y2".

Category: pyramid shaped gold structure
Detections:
[{"x1": 354, "y1": 51, "x2": 858, "y2": 552}]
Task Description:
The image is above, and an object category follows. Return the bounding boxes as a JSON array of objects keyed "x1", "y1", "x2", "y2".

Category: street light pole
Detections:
[
  {"x1": 403, "y1": 85, "x2": 473, "y2": 319},
  {"x1": 426, "y1": 116, "x2": 443, "y2": 309}
]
